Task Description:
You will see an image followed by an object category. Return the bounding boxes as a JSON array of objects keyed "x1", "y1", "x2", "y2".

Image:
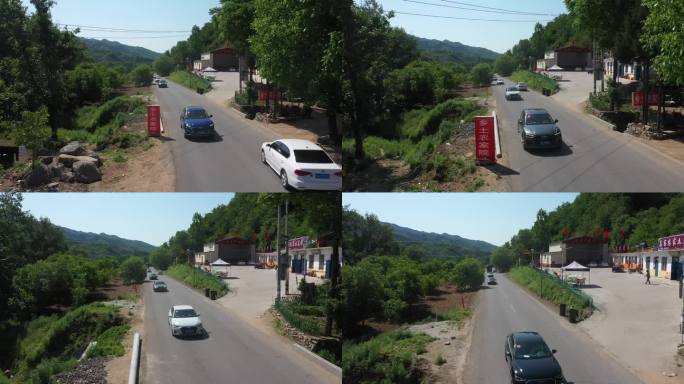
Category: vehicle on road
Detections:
[
  {"x1": 505, "y1": 331, "x2": 565, "y2": 384},
  {"x1": 518, "y1": 108, "x2": 562, "y2": 150},
  {"x1": 158, "y1": 79, "x2": 168, "y2": 88},
  {"x1": 158, "y1": 270, "x2": 163, "y2": 275},
  {"x1": 487, "y1": 273, "x2": 494, "y2": 278},
  {"x1": 260, "y1": 139, "x2": 342, "y2": 191},
  {"x1": 497, "y1": 79, "x2": 505, "y2": 85},
  {"x1": 149, "y1": 273, "x2": 158, "y2": 280},
  {"x1": 168, "y1": 305, "x2": 205, "y2": 338},
  {"x1": 517, "y1": 82, "x2": 528, "y2": 91},
  {"x1": 180, "y1": 106, "x2": 215, "y2": 139},
  {"x1": 487, "y1": 277, "x2": 497, "y2": 285},
  {"x1": 505, "y1": 86, "x2": 522, "y2": 101},
  {"x1": 153, "y1": 281, "x2": 167, "y2": 292}
]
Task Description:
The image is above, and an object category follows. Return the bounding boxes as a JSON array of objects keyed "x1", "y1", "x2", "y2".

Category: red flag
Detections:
[
  {"x1": 562, "y1": 228, "x2": 569, "y2": 238},
  {"x1": 603, "y1": 230, "x2": 610, "y2": 239}
]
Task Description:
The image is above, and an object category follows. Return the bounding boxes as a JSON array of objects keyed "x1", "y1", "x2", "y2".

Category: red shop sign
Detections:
[
  {"x1": 658, "y1": 233, "x2": 684, "y2": 251},
  {"x1": 288, "y1": 236, "x2": 309, "y2": 250},
  {"x1": 474, "y1": 116, "x2": 496, "y2": 164},
  {"x1": 147, "y1": 105, "x2": 161, "y2": 137},
  {"x1": 632, "y1": 91, "x2": 659, "y2": 107}
]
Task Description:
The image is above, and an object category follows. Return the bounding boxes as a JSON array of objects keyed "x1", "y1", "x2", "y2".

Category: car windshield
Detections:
[
  {"x1": 514, "y1": 340, "x2": 552, "y2": 359},
  {"x1": 508, "y1": 87, "x2": 518, "y2": 92},
  {"x1": 186, "y1": 110, "x2": 209, "y2": 119},
  {"x1": 526, "y1": 113, "x2": 554, "y2": 125},
  {"x1": 174, "y1": 309, "x2": 197, "y2": 318},
  {"x1": 294, "y1": 150, "x2": 333, "y2": 164}
]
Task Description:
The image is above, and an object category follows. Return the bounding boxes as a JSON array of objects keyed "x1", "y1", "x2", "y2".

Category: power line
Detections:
[
  {"x1": 402, "y1": 0, "x2": 557, "y2": 17},
  {"x1": 430, "y1": 0, "x2": 558, "y2": 16},
  {"x1": 393, "y1": 11, "x2": 553, "y2": 23},
  {"x1": 81, "y1": 35, "x2": 190, "y2": 39},
  {"x1": 56, "y1": 23, "x2": 191, "y2": 33}
]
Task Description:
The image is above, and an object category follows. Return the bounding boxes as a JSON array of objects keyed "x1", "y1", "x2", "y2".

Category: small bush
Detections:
[
  {"x1": 436, "y1": 355, "x2": 447, "y2": 365},
  {"x1": 88, "y1": 324, "x2": 130, "y2": 358},
  {"x1": 274, "y1": 300, "x2": 324, "y2": 336}
]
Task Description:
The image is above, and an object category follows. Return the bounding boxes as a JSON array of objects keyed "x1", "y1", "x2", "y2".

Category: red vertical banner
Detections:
[
  {"x1": 474, "y1": 116, "x2": 496, "y2": 164},
  {"x1": 147, "y1": 105, "x2": 161, "y2": 137}
]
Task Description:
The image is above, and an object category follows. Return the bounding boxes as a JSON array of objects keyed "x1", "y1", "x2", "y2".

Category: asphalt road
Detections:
[
  {"x1": 152, "y1": 80, "x2": 284, "y2": 192},
  {"x1": 463, "y1": 273, "x2": 643, "y2": 384},
  {"x1": 491, "y1": 79, "x2": 684, "y2": 191},
  {"x1": 142, "y1": 270, "x2": 340, "y2": 384}
]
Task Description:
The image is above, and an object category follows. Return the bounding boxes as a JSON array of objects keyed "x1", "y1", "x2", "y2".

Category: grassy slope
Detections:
[
  {"x1": 168, "y1": 71, "x2": 211, "y2": 92},
  {"x1": 510, "y1": 70, "x2": 560, "y2": 93}
]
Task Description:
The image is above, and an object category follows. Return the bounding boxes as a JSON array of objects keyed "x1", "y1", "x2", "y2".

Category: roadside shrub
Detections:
[
  {"x1": 274, "y1": 300, "x2": 324, "y2": 336},
  {"x1": 342, "y1": 331, "x2": 434, "y2": 384},
  {"x1": 402, "y1": 99, "x2": 479, "y2": 141},
  {"x1": 451, "y1": 258, "x2": 484, "y2": 291},
  {"x1": 510, "y1": 70, "x2": 560, "y2": 93},
  {"x1": 87, "y1": 324, "x2": 130, "y2": 358},
  {"x1": 76, "y1": 96, "x2": 144, "y2": 133},
  {"x1": 168, "y1": 71, "x2": 211, "y2": 92},
  {"x1": 29, "y1": 358, "x2": 78, "y2": 384},
  {"x1": 166, "y1": 264, "x2": 228, "y2": 297}
]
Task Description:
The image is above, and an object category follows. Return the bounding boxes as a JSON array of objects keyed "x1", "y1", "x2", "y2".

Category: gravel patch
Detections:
[{"x1": 54, "y1": 357, "x2": 108, "y2": 384}]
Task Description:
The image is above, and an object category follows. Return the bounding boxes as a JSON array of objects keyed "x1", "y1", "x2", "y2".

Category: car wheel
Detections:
[
  {"x1": 280, "y1": 170, "x2": 290, "y2": 190},
  {"x1": 261, "y1": 150, "x2": 266, "y2": 164}
]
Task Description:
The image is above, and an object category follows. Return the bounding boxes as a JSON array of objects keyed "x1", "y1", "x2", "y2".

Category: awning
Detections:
[
  {"x1": 562, "y1": 261, "x2": 589, "y2": 271},
  {"x1": 547, "y1": 65, "x2": 563, "y2": 71},
  {"x1": 203, "y1": 67, "x2": 217, "y2": 72},
  {"x1": 210, "y1": 259, "x2": 230, "y2": 266}
]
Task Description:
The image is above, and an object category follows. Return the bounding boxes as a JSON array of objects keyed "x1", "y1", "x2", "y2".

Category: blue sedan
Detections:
[{"x1": 180, "y1": 106, "x2": 215, "y2": 139}]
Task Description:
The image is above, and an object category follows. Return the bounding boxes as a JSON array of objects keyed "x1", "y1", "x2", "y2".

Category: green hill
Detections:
[
  {"x1": 413, "y1": 36, "x2": 500, "y2": 65},
  {"x1": 60, "y1": 226, "x2": 157, "y2": 258},
  {"x1": 387, "y1": 222, "x2": 497, "y2": 261},
  {"x1": 79, "y1": 37, "x2": 161, "y2": 69}
]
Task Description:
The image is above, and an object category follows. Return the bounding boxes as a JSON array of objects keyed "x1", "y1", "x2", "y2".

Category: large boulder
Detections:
[
  {"x1": 59, "y1": 141, "x2": 86, "y2": 156},
  {"x1": 60, "y1": 170, "x2": 75, "y2": 183},
  {"x1": 24, "y1": 164, "x2": 51, "y2": 188},
  {"x1": 47, "y1": 163, "x2": 65, "y2": 179},
  {"x1": 73, "y1": 160, "x2": 102, "y2": 183},
  {"x1": 58, "y1": 154, "x2": 99, "y2": 168}
]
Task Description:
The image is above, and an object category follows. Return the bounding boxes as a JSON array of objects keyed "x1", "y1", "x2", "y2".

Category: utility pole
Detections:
[
  {"x1": 592, "y1": 38, "x2": 597, "y2": 96},
  {"x1": 284, "y1": 199, "x2": 290, "y2": 295},
  {"x1": 276, "y1": 203, "x2": 281, "y2": 301}
]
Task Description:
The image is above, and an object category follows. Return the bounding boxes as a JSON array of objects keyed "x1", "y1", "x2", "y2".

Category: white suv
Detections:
[{"x1": 168, "y1": 305, "x2": 205, "y2": 337}]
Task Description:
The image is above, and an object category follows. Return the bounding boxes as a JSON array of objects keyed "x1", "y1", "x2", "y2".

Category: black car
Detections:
[
  {"x1": 505, "y1": 331, "x2": 565, "y2": 383},
  {"x1": 153, "y1": 281, "x2": 167, "y2": 292},
  {"x1": 518, "y1": 108, "x2": 562, "y2": 150},
  {"x1": 149, "y1": 273, "x2": 158, "y2": 280},
  {"x1": 180, "y1": 106, "x2": 215, "y2": 139}
]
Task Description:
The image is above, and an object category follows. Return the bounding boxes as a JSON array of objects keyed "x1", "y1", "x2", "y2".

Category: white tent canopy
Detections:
[
  {"x1": 562, "y1": 261, "x2": 589, "y2": 271},
  {"x1": 210, "y1": 259, "x2": 230, "y2": 266},
  {"x1": 547, "y1": 65, "x2": 563, "y2": 71},
  {"x1": 202, "y1": 67, "x2": 217, "y2": 72}
]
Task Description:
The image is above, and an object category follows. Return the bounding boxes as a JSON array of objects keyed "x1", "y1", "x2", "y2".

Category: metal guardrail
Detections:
[
  {"x1": 492, "y1": 111, "x2": 502, "y2": 158},
  {"x1": 128, "y1": 332, "x2": 141, "y2": 384}
]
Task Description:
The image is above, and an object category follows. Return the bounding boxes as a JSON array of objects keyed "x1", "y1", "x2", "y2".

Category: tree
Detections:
[
  {"x1": 494, "y1": 54, "x2": 517, "y2": 77},
  {"x1": 120, "y1": 256, "x2": 146, "y2": 284},
  {"x1": 130, "y1": 64, "x2": 153, "y2": 86},
  {"x1": 67, "y1": 63, "x2": 105, "y2": 103},
  {"x1": 153, "y1": 54, "x2": 175, "y2": 77},
  {"x1": 642, "y1": 0, "x2": 684, "y2": 87},
  {"x1": 451, "y1": 258, "x2": 484, "y2": 291},
  {"x1": 10, "y1": 106, "x2": 51, "y2": 168},
  {"x1": 469, "y1": 63, "x2": 493, "y2": 86},
  {"x1": 342, "y1": 263, "x2": 384, "y2": 330},
  {"x1": 490, "y1": 245, "x2": 516, "y2": 272},
  {"x1": 150, "y1": 244, "x2": 173, "y2": 270}
]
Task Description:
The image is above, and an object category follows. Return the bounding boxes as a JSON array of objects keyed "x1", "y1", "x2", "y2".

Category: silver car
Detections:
[
  {"x1": 168, "y1": 305, "x2": 205, "y2": 338},
  {"x1": 518, "y1": 109, "x2": 562, "y2": 150}
]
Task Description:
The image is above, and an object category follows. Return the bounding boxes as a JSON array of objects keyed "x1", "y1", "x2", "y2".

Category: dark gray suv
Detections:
[
  {"x1": 518, "y1": 108, "x2": 562, "y2": 150},
  {"x1": 505, "y1": 331, "x2": 566, "y2": 383}
]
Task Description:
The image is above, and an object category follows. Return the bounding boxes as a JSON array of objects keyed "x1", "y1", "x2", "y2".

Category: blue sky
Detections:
[
  {"x1": 343, "y1": 193, "x2": 579, "y2": 246},
  {"x1": 21, "y1": 193, "x2": 234, "y2": 246},
  {"x1": 21, "y1": 0, "x2": 568, "y2": 54}
]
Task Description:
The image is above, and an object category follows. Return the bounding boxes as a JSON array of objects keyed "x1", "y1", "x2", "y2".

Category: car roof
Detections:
[
  {"x1": 523, "y1": 108, "x2": 550, "y2": 115},
  {"x1": 184, "y1": 106, "x2": 206, "y2": 111},
  {"x1": 172, "y1": 305, "x2": 195, "y2": 311},
  {"x1": 511, "y1": 331, "x2": 542, "y2": 342},
  {"x1": 276, "y1": 139, "x2": 325, "y2": 151}
]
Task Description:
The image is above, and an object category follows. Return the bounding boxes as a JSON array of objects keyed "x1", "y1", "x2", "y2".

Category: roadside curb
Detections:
[
  {"x1": 585, "y1": 112, "x2": 617, "y2": 130},
  {"x1": 291, "y1": 342, "x2": 342, "y2": 377}
]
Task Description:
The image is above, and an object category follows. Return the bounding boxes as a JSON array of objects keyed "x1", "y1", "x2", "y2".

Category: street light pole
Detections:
[{"x1": 276, "y1": 203, "x2": 281, "y2": 301}]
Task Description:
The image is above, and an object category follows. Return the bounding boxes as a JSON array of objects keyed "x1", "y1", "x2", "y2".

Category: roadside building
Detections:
[
  {"x1": 200, "y1": 47, "x2": 243, "y2": 72},
  {"x1": 609, "y1": 233, "x2": 684, "y2": 281},
  {"x1": 194, "y1": 237, "x2": 255, "y2": 266},
  {"x1": 542, "y1": 45, "x2": 592, "y2": 71},
  {"x1": 540, "y1": 236, "x2": 609, "y2": 267}
]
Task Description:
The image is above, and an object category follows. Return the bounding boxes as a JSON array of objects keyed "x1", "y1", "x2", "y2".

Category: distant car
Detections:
[
  {"x1": 168, "y1": 305, "x2": 205, "y2": 338},
  {"x1": 152, "y1": 78, "x2": 160, "y2": 85},
  {"x1": 158, "y1": 79, "x2": 168, "y2": 88},
  {"x1": 505, "y1": 331, "x2": 565, "y2": 384},
  {"x1": 517, "y1": 82, "x2": 528, "y2": 91},
  {"x1": 497, "y1": 79, "x2": 505, "y2": 85},
  {"x1": 149, "y1": 273, "x2": 158, "y2": 280},
  {"x1": 180, "y1": 106, "x2": 215, "y2": 139},
  {"x1": 487, "y1": 277, "x2": 497, "y2": 285},
  {"x1": 518, "y1": 108, "x2": 562, "y2": 150},
  {"x1": 505, "y1": 86, "x2": 521, "y2": 100},
  {"x1": 153, "y1": 281, "x2": 167, "y2": 292},
  {"x1": 158, "y1": 271, "x2": 163, "y2": 275},
  {"x1": 260, "y1": 139, "x2": 342, "y2": 191}
]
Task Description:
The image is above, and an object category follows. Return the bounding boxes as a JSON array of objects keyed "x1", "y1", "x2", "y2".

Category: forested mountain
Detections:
[
  {"x1": 389, "y1": 222, "x2": 497, "y2": 255},
  {"x1": 80, "y1": 37, "x2": 160, "y2": 69},
  {"x1": 61, "y1": 226, "x2": 156, "y2": 258},
  {"x1": 414, "y1": 36, "x2": 499, "y2": 64}
]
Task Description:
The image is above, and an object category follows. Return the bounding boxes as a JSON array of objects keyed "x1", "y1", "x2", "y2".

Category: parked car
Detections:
[
  {"x1": 149, "y1": 273, "x2": 158, "y2": 280},
  {"x1": 517, "y1": 82, "x2": 528, "y2": 91},
  {"x1": 518, "y1": 108, "x2": 562, "y2": 150},
  {"x1": 487, "y1": 277, "x2": 497, "y2": 285},
  {"x1": 168, "y1": 305, "x2": 205, "y2": 338},
  {"x1": 158, "y1": 79, "x2": 168, "y2": 88},
  {"x1": 612, "y1": 265, "x2": 625, "y2": 273},
  {"x1": 180, "y1": 106, "x2": 215, "y2": 139},
  {"x1": 260, "y1": 139, "x2": 342, "y2": 191},
  {"x1": 505, "y1": 331, "x2": 565, "y2": 384},
  {"x1": 153, "y1": 281, "x2": 167, "y2": 292},
  {"x1": 505, "y1": 86, "x2": 521, "y2": 100}
]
